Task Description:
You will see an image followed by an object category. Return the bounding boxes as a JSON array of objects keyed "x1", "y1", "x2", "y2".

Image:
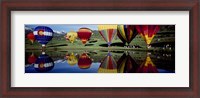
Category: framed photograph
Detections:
[{"x1": 1, "y1": 0, "x2": 199, "y2": 97}]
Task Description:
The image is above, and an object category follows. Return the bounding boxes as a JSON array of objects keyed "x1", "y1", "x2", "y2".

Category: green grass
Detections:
[{"x1": 25, "y1": 34, "x2": 175, "y2": 53}]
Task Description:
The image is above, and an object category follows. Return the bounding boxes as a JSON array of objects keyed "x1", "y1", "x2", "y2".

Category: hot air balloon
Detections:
[
  {"x1": 135, "y1": 25, "x2": 160, "y2": 48},
  {"x1": 34, "y1": 52, "x2": 54, "y2": 72},
  {"x1": 67, "y1": 53, "x2": 78, "y2": 66},
  {"x1": 137, "y1": 54, "x2": 158, "y2": 73},
  {"x1": 98, "y1": 52, "x2": 117, "y2": 73},
  {"x1": 98, "y1": 25, "x2": 117, "y2": 47},
  {"x1": 78, "y1": 53, "x2": 92, "y2": 69},
  {"x1": 28, "y1": 53, "x2": 37, "y2": 64},
  {"x1": 33, "y1": 26, "x2": 54, "y2": 47},
  {"x1": 77, "y1": 28, "x2": 92, "y2": 44},
  {"x1": 117, "y1": 25, "x2": 138, "y2": 46},
  {"x1": 65, "y1": 31, "x2": 78, "y2": 43},
  {"x1": 117, "y1": 53, "x2": 139, "y2": 73},
  {"x1": 27, "y1": 32, "x2": 35, "y2": 44}
]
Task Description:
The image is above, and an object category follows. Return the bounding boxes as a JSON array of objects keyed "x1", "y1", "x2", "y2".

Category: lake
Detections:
[{"x1": 25, "y1": 50, "x2": 175, "y2": 73}]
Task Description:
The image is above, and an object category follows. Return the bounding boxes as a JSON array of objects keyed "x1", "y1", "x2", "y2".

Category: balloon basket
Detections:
[
  {"x1": 147, "y1": 45, "x2": 151, "y2": 49},
  {"x1": 41, "y1": 45, "x2": 46, "y2": 52},
  {"x1": 107, "y1": 43, "x2": 111, "y2": 47}
]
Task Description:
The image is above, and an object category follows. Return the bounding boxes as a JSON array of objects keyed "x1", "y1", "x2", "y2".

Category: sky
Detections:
[{"x1": 25, "y1": 24, "x2": 98, "y2": 33}]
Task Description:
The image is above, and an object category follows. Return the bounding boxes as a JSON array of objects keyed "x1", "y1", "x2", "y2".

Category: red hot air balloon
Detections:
[
  {"x1": 135, "y1": 25, "x2": 160, "y2": 48},
  {"x1": 137, "y1": 55, "x2": 158, "y2": 73},
  {"x1": 77, "y1": 28, "x2": 92, "y2": 44},
  {"x1": 28, "y1": 53, "x2": 37, "y2": 64},
  {"x1": 78, "y1": 53, "x2": 92, "y2": 69},
  {"x1": 27, "y1": 32, "x2": 35, "y2": 44}
]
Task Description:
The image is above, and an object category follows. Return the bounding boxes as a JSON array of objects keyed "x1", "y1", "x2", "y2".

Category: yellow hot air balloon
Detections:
[
  {"x1": 65, "y1": 31, "x2": 78, "y2": 43},
  {"x1": 67, "y1": 53, "x2": 78, "y2": 66}
]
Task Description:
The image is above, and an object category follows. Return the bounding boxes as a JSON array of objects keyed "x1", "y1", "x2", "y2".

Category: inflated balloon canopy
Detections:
[
  {"x1": 34, "y1": 52, "x2": 54, "y2": 72},
  {"x1": 33, "y1": 26, "x2": 54, "y2": 46},
  {"x1": 77, "y1": 28, "x2": 92, "y2": 44},
  {"x1": 98, "y1": 25, "x2": 118, "y2": 46}
]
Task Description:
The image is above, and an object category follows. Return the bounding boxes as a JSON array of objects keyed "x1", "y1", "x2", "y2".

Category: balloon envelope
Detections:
[
  {"x1": 98, "y1": 25, "x2": 117, "y2": 46},
  {"x1": 117, "y1": 25, "x2": 138, "y2": 45},
  {"x1": 34, "y1": 53, "x2": 54, "y2": 72},
  {"x1": 78, "y1": 53, "x2": 92, "y2": 69},
  {"x1": 28, "y1": 53, "x2": 37, "y2": 64},
  {"x1": 65, "y1": 31, "x2": 77, "y2": 43},
  {"x1": 27, "y1": 32, "x2": 35, "y2": 44},
  {"x1": 135, "y1": 25, "x2": 160, "y2": 45},
  {"x1": 33, "y1": 26, "x2": 54, "y2": 46},
  {"x1": 67, "y1": 53, "x2": 78, "y2": 66},
  {"x1": 137, "y1": 55, "x2": 158, "y2": 73},
  {"x1": 98, "y1": 52, "x2": 117, "y2": 73},
  {"x1": 117, "y1": 53, "x2": 139, "y2": 73},
  {"x1": 77, "y1": 28, "x2": 92, "y2": 44}
]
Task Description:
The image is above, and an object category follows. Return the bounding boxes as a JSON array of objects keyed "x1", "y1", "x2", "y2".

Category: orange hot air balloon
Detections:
[
  {"x1": 27, "y1": 32, "x2": 35, "y2": 44},
  {"x1": 28, "y1": 53, "x2": 37, "y2": 64},
  {"x1": 78, "y1": 53, "x2": 92, "y2": 69},
  {"x1": 77, "y1": 28, "x2": 92, "y2": 44}
]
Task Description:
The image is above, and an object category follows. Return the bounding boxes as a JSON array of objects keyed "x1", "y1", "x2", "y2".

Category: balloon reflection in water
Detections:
[
  {"x1": 137, "y1": 54, "x2": 158, "y2": 73},
  {"x1": 28, "y1": 53, "x2": 37, "y2": 64},
  {"x1": 65, "y1": 31, "x2": 78, "y2": 43},
  {"x1": 78, "y1": 53, "x2": 92, "y2": 69},
  {"x1": 77, "y1": 28, "x2": 92, "y2": 44},
  {"x1": 67, "y1": 53, "x2": 78, "y2": 66},
  {"x1": 34, "y1": 52, "x2": 54, "y2": 72},
  {"x1": 98, "y1": 52, "x2": 117, "y2": 73},
  {"x1": 33, "y1": 26, "x2": 54, "y2": 47},
  {"x1": 98, "y1": 25, "x2": 118, "y2": 47},
  {"x1": 27, "y1": 32, "x2": 35, "y2": 44},
  {"x1": 117, "y1": 25, "x2": 138, "y2": 46},
  {"x1": 117, "y1": 53, "x2": 139, "y2": 73}
]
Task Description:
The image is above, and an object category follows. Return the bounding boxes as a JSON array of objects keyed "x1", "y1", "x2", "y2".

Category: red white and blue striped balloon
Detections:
[{"x1": 33, "y1": 26, "x2": 54, "y2": 46}]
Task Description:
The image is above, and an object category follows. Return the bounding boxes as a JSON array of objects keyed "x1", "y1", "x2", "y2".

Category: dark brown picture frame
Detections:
[{"x1": 0, "y1": 0, "x2": 199, "y2": 97}]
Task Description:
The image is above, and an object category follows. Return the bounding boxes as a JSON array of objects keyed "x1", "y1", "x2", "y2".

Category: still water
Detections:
[{"x1": 25, "y1": 50, "x2": 175, "y2": 73}]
